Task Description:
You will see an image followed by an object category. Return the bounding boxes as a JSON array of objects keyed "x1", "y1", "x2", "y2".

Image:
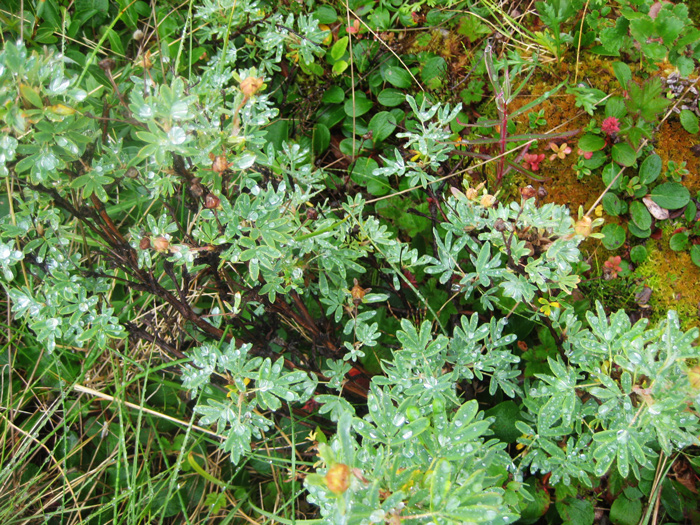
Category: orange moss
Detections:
[{"x1": 507, "y1": 91, "x2": 601, "y2": 211}]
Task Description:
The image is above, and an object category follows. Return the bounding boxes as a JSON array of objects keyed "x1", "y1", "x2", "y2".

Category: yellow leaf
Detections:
[{"x1": 48, "y1": 104, "x2": 76, "y2": 116}]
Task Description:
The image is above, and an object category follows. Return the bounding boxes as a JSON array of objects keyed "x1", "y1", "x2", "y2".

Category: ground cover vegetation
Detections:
[{"x1": 2, "y1": 0, "x2": 700, "y2": 523}]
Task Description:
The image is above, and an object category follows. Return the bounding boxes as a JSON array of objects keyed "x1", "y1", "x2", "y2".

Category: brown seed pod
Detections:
[
  {"x1": 574, "y1": 216, "x2": 593, "y2": 237},
  {"x1": 520, "y1": 185, "x2": 537, "y2": 199},
  {"x1": 98, "y1": 58, "x2": 116, "y2": 72},
  {"x1": 204, "y1": 193, "x2": 221, "y2": 209},
  {"x1": 325, "y1": 463, "x2": 350, "y2": 495},
  {"x1": 152, "y1": 236, "x2": 170, "y2": 252},
  {"x1": 350, "y1": 278, "x2": 371, "y2": 306},
  {"x1": 212, "y1": 155, "x2": 230, "y2": 173},
  {"x1": 240, "y1": 77, "x2": 264, "y2": 98},
  {"x1": 139, "y1": 236, "x2": 151, "y2": 250},
  {"x1": 190, "y1": 179, "x2": 205, "y2": 198}
]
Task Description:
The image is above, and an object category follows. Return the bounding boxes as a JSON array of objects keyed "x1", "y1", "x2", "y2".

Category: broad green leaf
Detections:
[
  {"x1": 638, "y1": 153, "x2": 661, "y2": 184},
  {"x1": 627, "y1": 222, "x2": 650, "y2": 239},
  {"x1": 612, "y1": 61, "x2": 631, "y2": 89},
  {"x1": 611, "y1": 143, "x2": 637, "y2": 167},
  {"x1": 313, "y1": 5, "x2": 337, "y2": 24},
  {"x1": 330, "y1": 36, "x2": 348, "y2": 61},
  {"x1": 377, "y1": 88, "x2": 405, "y2": 107},
  {"x1": 609, "y1": 495, "x2": 642, "y2": 525},
  {"x1": 484, "y1": 401, "x2": 520, "y2": 443},
  {"x1": 669, "y1": 232, "x2": 689, "y2": 251},
  {"x1": 691, "y1": 245, "x2": 700, "y2": 267},
  {"x1": 649, "y1": 182, "x2": 689, "y2": 209},
  {"x1": 578, "y1": 133, "x2": 605, "y2": 152},
  {"x1": 630, "y1": 245, "x2": 647, "y2": 264},
  {"x1": 655, "y1": 11, "x2": 684, "y2": 45},
  {"x1": 629, "y1": 201, "x2": 651, "y2": 231},
  {"x1": 332, "y1": 60, "x2": 348, "y2": 75},
  {"x1": 556, "y1": 497, "x2": 594, "y2": 525},
  {"x1": 382, "y1": 66, "x2": 413, "y2": 89},
  {"x1": 322, "y1": 86, "x2": 345, "y2": 104},
  {"x1": 601, "y1": 223, "x2": 626, "y2": 250},
  {"x1": 421, "y1": 56, "x2": 446, "y2": 88},
  {"x1": 19, "y1": 84, "x2": 43, "y2": 108},
  {"x1": 680, "y1": 109, "x2": 699, "y2": 134},
  {"x1": 602, "y1": 193, "x2": 622, "y2": 216},
  {"x1": 312, "y1": 124, "x2": 330, "y2": 153},
  {"x1": 368, "y1": 111, "x2": 397, "y2": 143},
  {"x1": 344, "y1": 93, "x2": 373, "y2": 117}
]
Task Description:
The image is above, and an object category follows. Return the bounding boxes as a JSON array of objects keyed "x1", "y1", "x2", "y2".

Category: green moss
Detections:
[{"x1": 634, "y1": 240, "x2": 700, "y2": 330}]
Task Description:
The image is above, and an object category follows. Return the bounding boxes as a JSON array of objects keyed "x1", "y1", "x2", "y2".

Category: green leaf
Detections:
[
  {"x1": 602, "y1": 163, "x2": 622, "y2": 191},
  {"x1": 556, "y1": 497, "x2": 594, "y2": 525},
  {"x1": 649, "y1": 182, "x2": 690, "y2": 209},
  {"x1": 612, "y1": 61, "x2": 631, "y2": 89},
  {"x1": 669, "y1": 232, "x2": 689, "y2": 251},
  {"x1": 602, "y1": 223, "x2": 626, "y2": 250},
  {"x1": 19, "y1": 84, "x2": 43, "y2": 109},
  {"x1": 430, "y1": 459, "x2": 453, "y2": 509},
  {"x1": 332, "y1": 60, "x2": 348, "y2": 76},
  {"x1": 629, "y1": 18, "x2": 655, "y2": 43},
  {"x1": 368, "y1": 111, "x2": 397, "y2": 144},
  {"x1": 75, "y1": 0, "x2": 109, "y2": 25},
  {"x1": 680, "y1": 109, "x2": 699, "y2": 134},
  {"x1": 519, "y1": 478, "x2": 551, "y2": 524},
  {"x1": 627, "y1": 78, "x2": 670, "y2": 121},
  {"x1": 655, "y1": 11, "x2": 684, "y2": 45},
  {"x1": 421, "y1": 56, "x2": 446, "y2": 88},
  {"x1": 641, "y1": 41, "x2": 668, "y2": 61},
  {"x1": 322, "y1": 86, "x2": 345, "y2": 104},
  {"x1": 484, "y1": 401, "x2": 521, "y2": 444},
  {"x1": 630, "y1": 245, "x2": 647, "y2": 264},
  {"x1": 629, "y1": 201, "x2": 651, "y2": 231},
  {"x1": 338, "y1": 138, "x2": 364, "y2": 157},
  {"x1": 602, "y1": 193, "x2": 622, "y2": 216},
  {"x1": 600, "y1": 18, "x2": 629, "y2": 54},
  {"x1": 578, "y1": 133, "x2": 605, "y2": 152},
  {"x1": 609, "y1": 495, "x2": 642, "y2": 525},
  {"x1": 350, "y1": 157, "x2": 390, "y2": 196},
  {"x1": 627, "y1": 222, "x2": 650, "y2": 239},
  {"x1": 316, "y1": 104, "x2": 345, "y2": 128},
  {"x1": 377, "y1": 88, "x2": 406, "y2": 107},
  {"x1": 690, "y1": 245, "x2": 700, "y2": 267},
  {"x1": 382, "y1": 66, "x2": 413, "y2": 89},
  {"x1": 312, "y1": 124, "x2": 330, "y2": 154},
  {"x1": 265, "y1": 119, "x2": 289, "y2": 150},
  {"x1": 344, "y1": 93, "x2": 374, "y2": 117},
  {"x1": 313, "y1": 5, "x2": 337, "y2": 24},
  {"x1": 106, "y1": 28, "x2": 125, "y2": 56},
  {"x1": 605, "y1": 96, "x2": 627, "y2": 119},
  {"x1": 638, "y1": 153, "x2": 661, "y2": 184},
  {"x1": 611, "y1": 143, "x2": 637, "y2": 167},
  {"x1": 330, "y1": 36, "x2": 348, "y2": 62}
]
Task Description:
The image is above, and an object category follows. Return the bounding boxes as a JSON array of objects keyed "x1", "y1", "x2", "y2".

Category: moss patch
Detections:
[{"x1": 634, "y1": 238, "x2": 700, "y2": 330}]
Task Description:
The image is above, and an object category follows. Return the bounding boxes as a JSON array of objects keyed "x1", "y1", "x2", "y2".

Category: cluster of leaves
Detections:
[
  {"x1": 3, "y1": 0, "x2": 700, "y2": 524},
  {"x1": 571, "y1": 60, "x2": 700, "y2": 269}
]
